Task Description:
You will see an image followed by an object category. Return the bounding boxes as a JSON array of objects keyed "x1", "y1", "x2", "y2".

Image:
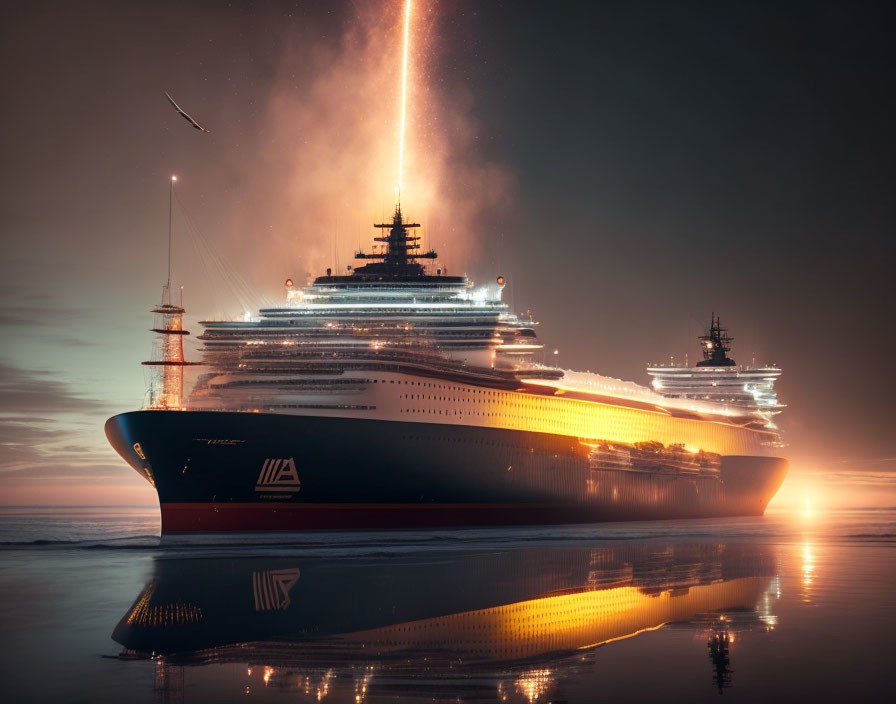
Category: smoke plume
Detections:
[{"x1": 227, "y1": 0, "x2": 514, "y2": 293}]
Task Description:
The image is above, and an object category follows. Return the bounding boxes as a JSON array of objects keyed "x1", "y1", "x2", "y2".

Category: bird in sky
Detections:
[{"x1": 164, "y1": 91, "x2": 209, "y2": 133}]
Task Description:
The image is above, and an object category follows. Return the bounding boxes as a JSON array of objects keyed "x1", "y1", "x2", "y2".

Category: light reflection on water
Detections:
[
  {"x1": 1, "y1": 507, "x2": 894, "y2": 702},
  {"x1": 801, "y1": 540, "x2": 815, "y2": 602},
  {"x1": 111, "y1": 541, "x2": 780, "y2": 702}
]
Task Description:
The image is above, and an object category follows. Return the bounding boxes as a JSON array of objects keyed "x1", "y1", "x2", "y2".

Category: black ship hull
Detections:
[{"x1": 105, "y1": 410, "x2": 788, "y2": 534}]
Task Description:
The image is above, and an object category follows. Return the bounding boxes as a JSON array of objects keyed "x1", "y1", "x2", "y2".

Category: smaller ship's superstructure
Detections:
[{"x1": 647, "y1": 315, "x2": 784, "y2": 428}]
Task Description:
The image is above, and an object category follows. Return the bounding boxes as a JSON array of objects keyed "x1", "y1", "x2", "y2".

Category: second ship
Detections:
[{"x1": 106, "y1": 204, "x2": 788, "y2": 534}]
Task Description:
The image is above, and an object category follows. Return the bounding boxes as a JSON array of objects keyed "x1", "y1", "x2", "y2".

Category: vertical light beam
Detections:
[{"x1": 397, "y1": 0, "x2": 412, "y2": 199}]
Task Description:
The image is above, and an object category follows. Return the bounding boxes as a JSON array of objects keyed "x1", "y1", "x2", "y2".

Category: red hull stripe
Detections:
[{"x1": 161, "y1": 502, "x2": 572, "y2": 532}]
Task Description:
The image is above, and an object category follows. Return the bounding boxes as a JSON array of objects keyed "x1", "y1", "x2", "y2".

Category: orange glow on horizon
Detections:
[
  {"x1": 1, "y1": 482, "x2": 158, "y2": 507},
  {"x1": 767, "y1": 462, "x2": 896, "y2": 513}
]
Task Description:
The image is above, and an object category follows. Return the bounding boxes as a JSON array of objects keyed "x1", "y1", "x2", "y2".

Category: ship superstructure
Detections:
[
  {"x1": 189, "y1": 205, "x2": 547, "y2": 414},
  {"x1": 106, "y1": 203, "x2": 788, "y2": 534},
  {"x1": 186, "y1": 209, "x2": 778, "y2": 455}
]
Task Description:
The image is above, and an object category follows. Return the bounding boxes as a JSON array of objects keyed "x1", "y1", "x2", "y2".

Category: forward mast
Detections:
[{"x1": 141, "y1": 176, "x2": 199, "y2": 410}]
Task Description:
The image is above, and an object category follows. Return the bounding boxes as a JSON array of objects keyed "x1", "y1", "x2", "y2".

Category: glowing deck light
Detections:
[{"x1": 397, "y1": 0, "x2": 412, "y2": 196}]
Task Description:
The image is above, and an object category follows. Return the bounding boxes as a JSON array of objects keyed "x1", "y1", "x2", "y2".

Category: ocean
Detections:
[{"x1": 1, "y1": 506, "x2": 894, "y2": 703}]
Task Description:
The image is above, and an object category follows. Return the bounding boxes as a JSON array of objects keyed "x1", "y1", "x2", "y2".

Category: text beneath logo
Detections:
[{"x1": 255, "y1": 458, "x2": 301, "y2": 492}]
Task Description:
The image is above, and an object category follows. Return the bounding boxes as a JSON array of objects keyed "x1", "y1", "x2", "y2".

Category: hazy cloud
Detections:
[
  {"x1": 0, "y1": 360, "x2": 115, "y2": 415},
  {"x1": 0, "y1": 362, "x2": 120, "y2": 484},
  {"x1": 0, "y1": 305, "x2": 87, "y2": 328},
  {"x1": 1, "y1": 462, "x2": 127, "y2": 482},
  {"x1": 229, "y1": 0, "x2": 515, "y2": 284},
  {"x1": 0, "y1": 418, "x2": 114, "y2": 471},
  {"x1": 812, "y1": 457, "x2": 896, "y2": 474}
]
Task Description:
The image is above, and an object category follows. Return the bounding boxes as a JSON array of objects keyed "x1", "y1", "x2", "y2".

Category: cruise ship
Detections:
[{"x1": 105, "y1": 204, "x2": 788, "y2": 534}]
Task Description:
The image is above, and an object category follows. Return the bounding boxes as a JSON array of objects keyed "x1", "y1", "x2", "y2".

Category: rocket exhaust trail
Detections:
[{"x1": 397, "y1": 0, "x2": 412, "y2": 199}]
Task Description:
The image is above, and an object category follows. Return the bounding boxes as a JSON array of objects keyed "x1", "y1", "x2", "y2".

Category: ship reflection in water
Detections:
[{"x1": 113, "y1": 542, "x2": 779, "y2": 702}]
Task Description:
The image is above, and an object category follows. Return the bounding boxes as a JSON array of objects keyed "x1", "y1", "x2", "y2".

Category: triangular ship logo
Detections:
[
  {"x1": 252, "y1": 568, "x2": 300, "y2": 611},
  {"x1": 255, "y1": 457, "x2": 301, "y2": 492}
]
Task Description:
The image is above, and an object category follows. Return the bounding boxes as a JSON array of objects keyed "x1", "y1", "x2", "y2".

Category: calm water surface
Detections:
[{"x1": 0, "y1": 506, "x2": 894, "y2": 703}]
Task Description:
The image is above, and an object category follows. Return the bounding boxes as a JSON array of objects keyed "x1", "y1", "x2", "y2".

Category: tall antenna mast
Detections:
[
  {"x1": 143, "y1": 173, "x2": 200, "y2": 410},
  {"x1": 166, "y1": 175, "x2": 177, "y2": 304}
]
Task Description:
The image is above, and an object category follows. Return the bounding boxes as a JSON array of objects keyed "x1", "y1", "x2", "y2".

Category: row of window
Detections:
[{"x1": 375, "y1": 377, "x2": 765, "y2": 455}]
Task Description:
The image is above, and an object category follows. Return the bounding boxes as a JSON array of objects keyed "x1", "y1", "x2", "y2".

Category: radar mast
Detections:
[{"x1": 697, "y1": 314, "x2": 736, "y2": 367}]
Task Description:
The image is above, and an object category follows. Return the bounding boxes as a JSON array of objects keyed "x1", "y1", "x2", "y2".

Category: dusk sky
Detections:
[{"x1": 1, "y1": 0, "x2": 894, "y2": 507}]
